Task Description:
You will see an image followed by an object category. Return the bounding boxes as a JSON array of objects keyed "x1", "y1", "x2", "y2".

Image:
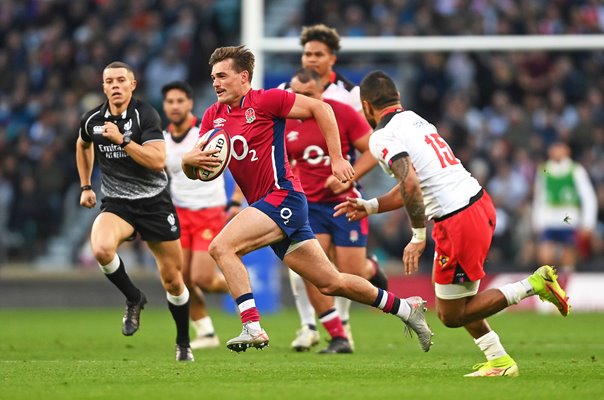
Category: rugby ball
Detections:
[{"x1": 194, "y1": 128, "x2": 232, "y2": 181}]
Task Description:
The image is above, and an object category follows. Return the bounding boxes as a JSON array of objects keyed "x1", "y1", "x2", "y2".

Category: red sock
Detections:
[
  {"x1": 319, "y1": 308, "x2": 346, "y2": 339},
  {"x1": 235, "y1": 293, "x2": 260, "y2": 324}
]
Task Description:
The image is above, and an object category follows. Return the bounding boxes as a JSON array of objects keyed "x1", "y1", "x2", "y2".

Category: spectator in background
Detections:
[
  {"x1": 145, "y1": 45, "x2": 188, "y2": 109},
  {"x1": 532, "y1": 142, "x2": 598, "y2": 273},
  {"x1": 412, "y1": 53, "x2": 449, "y2": 123}
]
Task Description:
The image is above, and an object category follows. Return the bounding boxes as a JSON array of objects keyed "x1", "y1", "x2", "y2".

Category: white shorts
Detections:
[{"x1": 435, "y1": 280, "x2": 481, "y2": 300}]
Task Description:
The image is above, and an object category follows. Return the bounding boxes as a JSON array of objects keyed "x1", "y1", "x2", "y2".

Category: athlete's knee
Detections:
[
  {"x1": 161, "y1": 270, "x2": 183, "y2": 294},
  {"x1": 208, "y1": 238, "x2": 231, "y2": 262},
  {"x1": 92, "y1": 243, "x2": 116, "y2": 265},
  {"x1": 437, "y1": 309, "x2": 465, "y2": 328},
  {"x1": 191, "y1": 270, "x2": 213, "y2": 290},
  {"x1": 315, "y1": 275, "x2": 345, "y2": 297}
]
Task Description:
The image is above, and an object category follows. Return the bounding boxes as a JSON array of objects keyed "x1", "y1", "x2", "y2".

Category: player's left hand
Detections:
[
  {"x1": 324, "y1": 175, "x2": 352, "y2": 195},
  {"x1": 333, "y1": 197, "x2": 369, "y2": 221},
  {"x1": 331, "y1": 157, "x2": 355, "y2": 183},
  {"x1": 402, "y1": 241, "x2": 426, "y2": 275},
  {"x1": 182, "y1": 147, "x2": 221, "y2": 169}
]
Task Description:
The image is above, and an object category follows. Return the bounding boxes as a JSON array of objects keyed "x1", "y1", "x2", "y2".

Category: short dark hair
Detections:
[
  {"x1": 161, "y1": 81, "x2": 193, "y2": 99},
  {"x1": 104, "y1": 61, "x2": 136, "y2": 78},
  {"x1": 291, "y1": 68, "x2": 322, "y2": 84},
  {"x1": 300, "y1": 24, "x2": 341, "y2": 52},
  {"x1": 360, "y1": 71, "x2": 400, "y2": 109},
  {"x1": 209, "y1": 45, "x2": 255, "y2": 82}
]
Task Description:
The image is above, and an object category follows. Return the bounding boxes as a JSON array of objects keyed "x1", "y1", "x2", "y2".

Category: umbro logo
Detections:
[{"x1": 213, "y1": 118, "x2": 226, "y2": 127}]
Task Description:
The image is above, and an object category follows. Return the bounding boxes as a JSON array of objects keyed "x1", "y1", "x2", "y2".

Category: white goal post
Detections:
[{"x1": 242, "y1": 0, "x2": 604, "y2": 89}]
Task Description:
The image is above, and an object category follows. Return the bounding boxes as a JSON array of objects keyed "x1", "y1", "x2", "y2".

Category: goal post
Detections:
[{"x1": 241, "y1": 0, "x2": 604, "y2": 88}]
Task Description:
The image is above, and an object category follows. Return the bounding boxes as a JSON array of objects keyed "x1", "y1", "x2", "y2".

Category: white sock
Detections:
[
  {"x1": 98, "y1": 254, "x2": 120, "y2": 274},
  {"x1": 499, "y1": 279, "x2": 534, "y2": 305},
  {"x1": 335, "y1": 297, "x2": 352, "y2": 323},
  {"x1": 289, "y1": 269, "x2": 316, "y2": 327},
  {"x1": 246, "y1": 321, "x2": 262, "y2": 331},
  {"x1": 475, "y1": 330, "x2": 507, "y2": 361},
  {"x1": 397, "y1": 298, "x2": 412, "y2": 321},
  {"x1": 167, "y1": 287, "x2": 190, "y2": 306},
  {"x1": 192, "y1": 316, "x2": 215, "y2": 337}
]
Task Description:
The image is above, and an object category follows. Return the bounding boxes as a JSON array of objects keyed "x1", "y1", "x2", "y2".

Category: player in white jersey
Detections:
[
  {"x1": 279, "y1": 24, "x2": 382, "y2": 351},
  {"x1": 162, "y1": 81, "x2": 242, "y2": 349},
  {"x1": 335, "y1": 71, "x2": 571, "y2": 377},
  {"x1": 278, "y1": 24, "x2": 361, "y2": 110}
]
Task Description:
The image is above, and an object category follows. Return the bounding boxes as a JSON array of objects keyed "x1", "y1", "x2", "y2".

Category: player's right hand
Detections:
[
  {"x1": 182, "y1": 147, "x2": 221, "y2": 169},
  {"x1": 403, "y1": 241, "x2": 425, "y2": 275},
  {"x1": 324, "y1": 175, "x2": 352, "y2": 195},
  {"x1": 331, "y1": 157, "x2": 355, "y2": 183},
  {"x1": 80, "y1": 189, "x2": 97, "y2": 208}
]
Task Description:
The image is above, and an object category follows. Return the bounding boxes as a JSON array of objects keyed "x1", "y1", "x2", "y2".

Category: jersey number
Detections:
[{"x1": 424, "y1": 133, "x2": 459, "y2": 168}]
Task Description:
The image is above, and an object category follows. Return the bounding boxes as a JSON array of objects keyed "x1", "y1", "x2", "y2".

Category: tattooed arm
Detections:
[
  {"x1": 390, "y1": 155, "x2": 426, "y2": 229},
  {"x1": 390, "y1": 154, "x2": 426, "y2": 275}
]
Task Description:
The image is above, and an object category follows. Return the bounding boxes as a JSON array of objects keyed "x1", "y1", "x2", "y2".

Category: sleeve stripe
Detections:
[
  {"x1": 387, "y1": 151, "x2": 408, "y2": 167},
  {"x1": 83, "y1": 110, "x2": 100, "y2": 139},
  {"x1": 141, "y1": 138, "x2": 165, "y2": 145}
]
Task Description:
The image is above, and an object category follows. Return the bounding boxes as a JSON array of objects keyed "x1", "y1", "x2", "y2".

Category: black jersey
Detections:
[{"x1": 79, "y1": 98, "x2": 168, "y2": 200}]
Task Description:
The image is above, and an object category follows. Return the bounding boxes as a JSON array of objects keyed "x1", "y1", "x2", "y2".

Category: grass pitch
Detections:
[{"x1": 1, "y1": 307, "x2": 602, "y2": 400}]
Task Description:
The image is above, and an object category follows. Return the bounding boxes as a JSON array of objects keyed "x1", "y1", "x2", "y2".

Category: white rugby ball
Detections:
[{"x1": 194, "y1": 128, "x2": 232, "y2": 181}]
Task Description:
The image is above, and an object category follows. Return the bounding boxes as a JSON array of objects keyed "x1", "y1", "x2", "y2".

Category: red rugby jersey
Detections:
[
  {"x1": 201, "y1": 88, "x2": 302, "y2": 204},
  {"x1": 285, "y1": 98, "x2": 370, "y2": 203}
]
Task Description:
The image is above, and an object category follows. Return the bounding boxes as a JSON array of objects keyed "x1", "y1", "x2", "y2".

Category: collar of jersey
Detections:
[
  {"x1": 227, "y1": 95, "x2": 246, "y2": 113},
  {"x1": 102, "y1": 98, "x2": 136, "y2": 119},
  {"x1": 375, "y1": 108, "x2": 404, "y2": 130}
]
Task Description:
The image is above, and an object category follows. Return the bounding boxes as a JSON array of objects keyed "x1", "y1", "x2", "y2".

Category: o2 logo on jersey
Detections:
[
  {"x1": 303, "y1": 145, "x2": 330, "y2": 166},
  {"x1": 231, "y1": 135, "x2": 259, "y2": 162},
  {"x1": 280, "y1": 207, "x2": 292, "y2": 225}
]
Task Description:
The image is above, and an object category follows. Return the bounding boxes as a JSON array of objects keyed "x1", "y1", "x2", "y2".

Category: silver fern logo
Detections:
[
  {"x1": 167, "y1": 213, "x2": 177, "y2": 232},
  {"x1": 123, "y1": 119, "x2": 133, "y2": 136}
]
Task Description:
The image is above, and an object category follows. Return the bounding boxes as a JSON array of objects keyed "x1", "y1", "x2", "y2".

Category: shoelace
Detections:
[
  {"x1": 403, "y1": 321, "x2": 414, "y2": 338},
  {"x1": 402, "y1": 304, "x2": 421, "y2": 338},
  {"x1": 124, "y1": 305, "x2": 136, "y2": 320},
  {"x1": 471, "y1": 362, "x2": 488, "y2": 371}
]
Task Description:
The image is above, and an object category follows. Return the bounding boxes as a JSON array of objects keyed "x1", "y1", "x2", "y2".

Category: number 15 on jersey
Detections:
[{"x1": 424, "y1": 133, "x2": 459, "y2": 168}]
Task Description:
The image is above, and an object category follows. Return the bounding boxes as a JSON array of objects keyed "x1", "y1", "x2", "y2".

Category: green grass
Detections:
[{"x1": 1, "y1": 307, "x2": 602, "y2": 400}]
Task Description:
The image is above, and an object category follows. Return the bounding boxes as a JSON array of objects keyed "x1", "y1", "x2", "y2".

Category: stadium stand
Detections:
[{"x1": 0, "y1": 0, "x2": 602, "y2": 275}]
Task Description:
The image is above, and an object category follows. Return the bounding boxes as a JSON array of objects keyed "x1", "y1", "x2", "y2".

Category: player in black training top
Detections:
[{"x1": 76, "y1": 61, "x2": 193, "y2": 361}]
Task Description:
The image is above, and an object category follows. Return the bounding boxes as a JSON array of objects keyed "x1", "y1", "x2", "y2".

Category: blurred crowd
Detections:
[
  {"x1": 1, "y1": 0, "x2": 603, "y2": 272},
  {"x1": 0, "y1": 0, "x2": 240, "y2": 262},
  {"x1": 292, "y1": 0, "x2": 604, "y2": 271}
]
